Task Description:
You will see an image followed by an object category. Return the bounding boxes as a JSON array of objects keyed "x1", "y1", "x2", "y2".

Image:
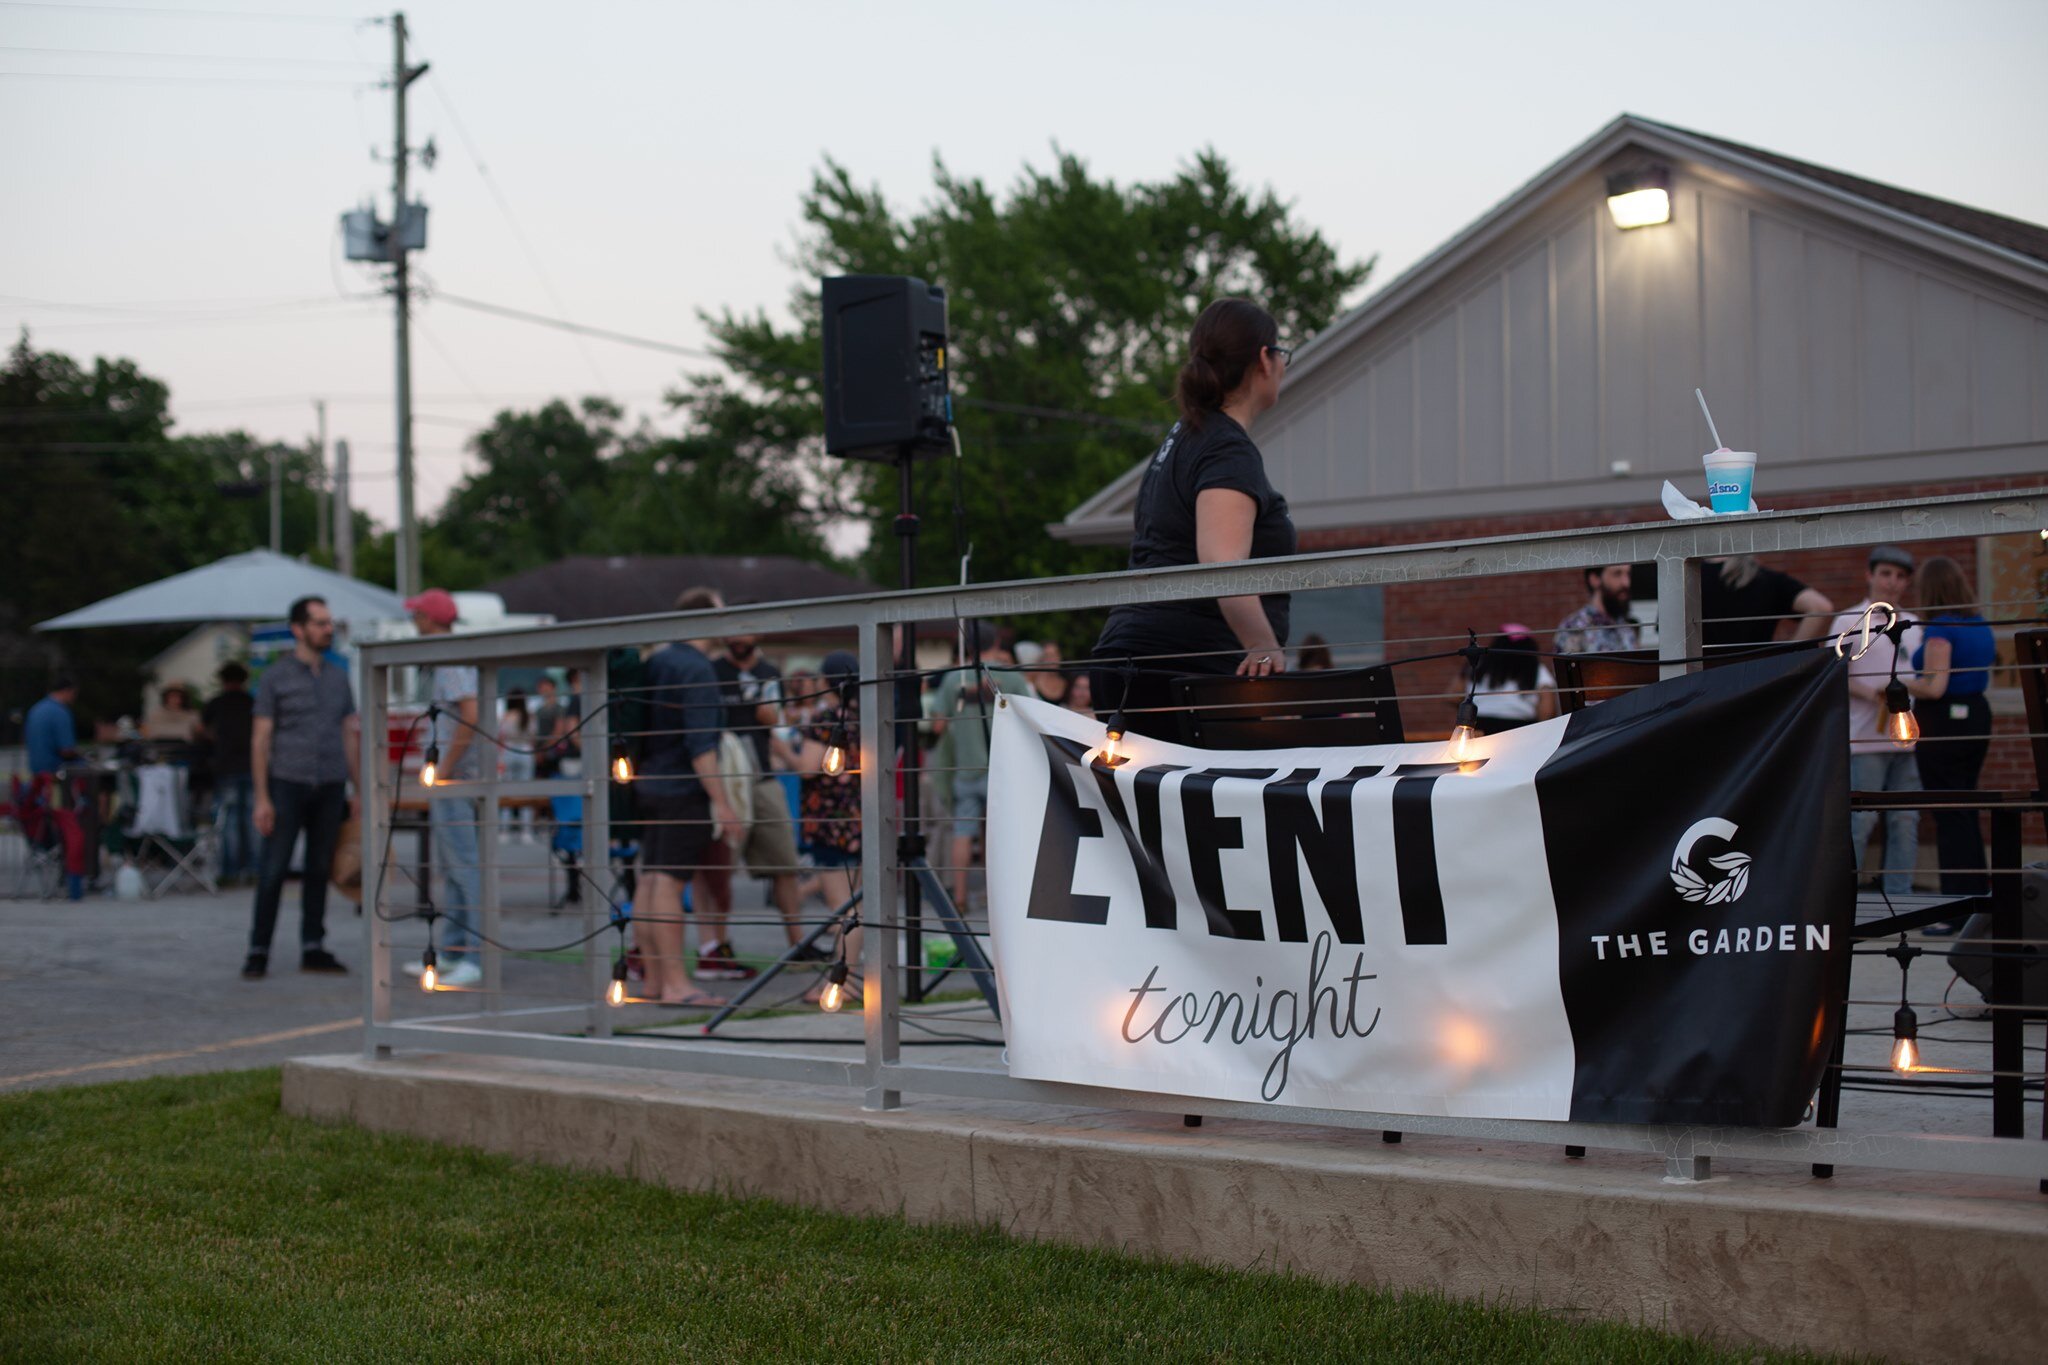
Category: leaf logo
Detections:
[{"x1": 1669, "y1": 818, "x2": 1751, "y2": 907}]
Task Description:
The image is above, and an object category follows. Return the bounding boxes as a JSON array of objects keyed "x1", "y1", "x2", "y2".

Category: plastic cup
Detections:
[{"x1": 1702, "y1": 449, "x2": 1756, "y2": 514}]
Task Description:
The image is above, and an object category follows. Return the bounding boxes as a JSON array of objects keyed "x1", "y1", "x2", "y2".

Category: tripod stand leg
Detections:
[
  {"x1": 905, "y1": 856, "x2": 1000, "y2": 1020},
  {"x1": 700, "y1": 889, "x2": 864, "y2": 1035}
]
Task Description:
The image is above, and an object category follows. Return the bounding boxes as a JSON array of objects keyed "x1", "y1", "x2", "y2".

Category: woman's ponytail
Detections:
[{"x1": 1174, "y1": 298, "x2": 1279, "y2": 429}]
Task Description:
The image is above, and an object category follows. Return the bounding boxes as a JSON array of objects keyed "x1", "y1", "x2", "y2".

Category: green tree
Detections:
[
  {"x1": 686, "y1": 148, "x2": 1373, "y2": 628},
  {"x1": 0, "y1": 336, "x2": 327, "y2": 729}
]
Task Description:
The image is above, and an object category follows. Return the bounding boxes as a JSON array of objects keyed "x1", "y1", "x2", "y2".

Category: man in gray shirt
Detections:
[{"x1": 242, "y1": 595, "x2": 358, "y2": 978}]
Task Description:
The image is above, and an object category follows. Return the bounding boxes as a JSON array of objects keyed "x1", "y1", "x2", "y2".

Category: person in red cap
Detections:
[{"x1": 400, "y1": 588, "x2": 487, "y2": 988}]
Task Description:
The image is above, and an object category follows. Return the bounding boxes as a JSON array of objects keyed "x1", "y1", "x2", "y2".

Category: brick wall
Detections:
[{"x1": 1297, "y1": 474, "x2": 2045, "y2": 842}]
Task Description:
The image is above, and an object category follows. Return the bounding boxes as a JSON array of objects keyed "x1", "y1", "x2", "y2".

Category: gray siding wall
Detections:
[{"x1": 1261, "y1": 170, "x2": 2048, "y2": 529}]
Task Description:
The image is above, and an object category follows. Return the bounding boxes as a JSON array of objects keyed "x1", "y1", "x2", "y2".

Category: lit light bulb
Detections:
[
  {"x1": 823, "y1": 741, "x2": 846, "y2": 777},
  {"x1": 608, "y1": 957, "x2": 628, "y2": 1007},
  {"x1": 611, "y1": 747, "x2": 634, "y2": 783},
  {"x1": 1102, "y1": 712, "x2": 1127, "y2": 765},
  {"x1": 1891, "y1": 1004, "x2": 1920, "y2": 1074},
  {"x1": 818, "y1": 961, "x2": 849, "y2": 1014},
  {"x1": 419, "y1": 946, "x2": 438, "y2": 993},
  {"x1": 1883, "y1": 680, "x2": 1918, "y2": 749},
  {"x1": 1447, "y1": 698, "x2": 1482, "y2": 762},
  {"x1": 420, "y1": 742, "x2": 441, "y2": 788}
]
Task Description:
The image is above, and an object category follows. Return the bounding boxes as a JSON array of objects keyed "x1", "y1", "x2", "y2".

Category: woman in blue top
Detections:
[
  {"x1": 1905, "y1": 555, "x2": 1996, "y2": 902},
  {"x1": 1090, "y1": 299, "x2": 1296, "y2": 738}
]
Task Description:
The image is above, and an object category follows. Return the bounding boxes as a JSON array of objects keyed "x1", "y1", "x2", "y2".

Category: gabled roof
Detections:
[
  {"x1": 1053, "y1": 113, "x2": 2048, "y2": 542},
  {"x1": 484, "y1": 554, "x2": 875, "y2": 623}
]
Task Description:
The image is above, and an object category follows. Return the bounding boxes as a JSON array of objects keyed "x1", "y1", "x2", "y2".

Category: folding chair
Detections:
[
  {"x1": 126, "y1": 764, "x2": 219, "y2": 897},
  {"x1": 1172, "y1": 665, "x2": 1405, "y2": 748}
]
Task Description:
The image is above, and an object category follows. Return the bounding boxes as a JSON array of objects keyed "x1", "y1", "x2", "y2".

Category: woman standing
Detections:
[
  {"x1": 1090, "y1": 299, "x2": 1296, "y2": 736},
  {"x1": 1905, "y1": 556, "x2": 1996, "y2": 907}
]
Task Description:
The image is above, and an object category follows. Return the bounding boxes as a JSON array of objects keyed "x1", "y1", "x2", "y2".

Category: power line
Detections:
[
  {"x1": 1, "y1": 290, "x2": 379, "y2": 316},
  {"x1": 0, "y1": 3, "x2": 368, "y2": 20},
  {"x1": 421, "y1": 63, "x2": 608, "y2": 389},
  {"x1": 0, "y1": 44, "x2": 376, "y2": 68},
  {"x1": 0, "y1": 68, "x2": 366, "y2": 87}
]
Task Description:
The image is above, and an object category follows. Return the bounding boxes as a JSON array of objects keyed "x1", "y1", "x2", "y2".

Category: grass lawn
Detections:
[{"x1": 1, "y1": 1069, "x2": 1818, "y2": 1362}]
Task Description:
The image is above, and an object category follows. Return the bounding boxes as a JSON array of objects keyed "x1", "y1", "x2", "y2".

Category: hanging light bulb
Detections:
[
  {"x1": 420, "y1": 741, "x2": 441, "y2": 788},
  {"x1": 1102, "y1": 710, "x2": 1128, "y2": 765},
  {"x1": 1890, "y1": 1003, "x2": 1920, "y2": 1074},
  {"x1": 1448, "y1": 697, "x2": 1483, "y2": 763},
  {"x1": 818, "y1": 961, "x2": 850, "y2": 1013},
  {"x1": 419, "y1": 945, "x2": 438, "y2": 993},
  {"x1": 1883, "y1": 679, "x2": 1919, "y2": 749},
  {"x1": 823, "y1": 716, "x2": 849, "y2": 777},
  {"x1": 609, "y1": 955, "x2": 629, "y2": 1007},
  {"x1": 611, "y1": 742, "x2": 634, "y2": 784}
]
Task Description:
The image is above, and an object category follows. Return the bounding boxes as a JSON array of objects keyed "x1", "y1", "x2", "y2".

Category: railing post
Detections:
[
  {"x1": 861, "y1": 616, "x2": 901, "y2": 1110},
  {"x1": 362, "y1": 656, "x2": 392, "y2": 1058},
  {"x1": 478, "y1": 663, "x2": 501, "y2": 1010},
  {"x1": 1657, "y1": 555, "x2": 1701, "y2": 680},
  {"x1": 581, "y1": 651, "x2": 614, "y2": 1038}
]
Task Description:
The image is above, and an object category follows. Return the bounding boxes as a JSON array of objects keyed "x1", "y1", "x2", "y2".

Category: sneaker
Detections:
[
  {"x1": 693, "y1": 941, "x2": 757, "y2": 981},
  {"x1": 300, "y1": 948, "x2": 349, "y2": 974},
  {"x1": 787, "y1": 942, "x2": 834, "y2": 965},
  {"x1": 439, "y1": 958, "x2": 483, "y2": 987},
  {"x1": 240, "y1": 953, "x2": 267, "y2": 979}
]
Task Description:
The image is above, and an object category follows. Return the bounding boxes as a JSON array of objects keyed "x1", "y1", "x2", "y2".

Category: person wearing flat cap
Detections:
[{"x1": 1827, "y1": 546, "x2": 1922, "y2": 897}]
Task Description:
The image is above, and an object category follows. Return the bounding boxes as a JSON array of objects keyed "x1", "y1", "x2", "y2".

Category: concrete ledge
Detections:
[{"x1": 284, "y1": 1052, "x2": 2048, "y2": 1362}]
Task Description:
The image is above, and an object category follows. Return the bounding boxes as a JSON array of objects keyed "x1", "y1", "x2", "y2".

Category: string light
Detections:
[
  {"x1": 822, "y1": 712, "x2": 850, "y2": 777},
  {"x1": 1886, "y1": 936, "x2": 1923, "y2": 1074},
  {"x1": 1891, "y1": 1004, "x2": 1921, "y2": 1075},
  {"x1": 1102, "y1": 711, "x2": 1127, "y2": 765},
  {"x1": 1448, "y1": 632, "x2": 1485, "y2": 764},
  {"x1": 609, "y1": 954, "x2": 628, "y2": 1007},
  {"x1": 419, "y1": 945, "x2": 438, "y2": 993},
  {"x1": 419, "y1": 741, "x2": 440, "y2": 788},
  {"x1": 818, "y1": 960, "x2": 850, "y2": 1013},
  {"x1": 611, "y1": 741, "x2": 634, "y2": 784},
  {"x1": 1883, "y1": 679, "x2": 1919, "y2": 749}
]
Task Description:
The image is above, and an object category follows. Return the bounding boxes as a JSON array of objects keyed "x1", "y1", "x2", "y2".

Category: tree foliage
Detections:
[
  {"x1": 686, "y1": 148, "x2": 1373, "y2": 624},
  {"x1": 0, "y1": 335, "x2": 331, "y2": 729}
]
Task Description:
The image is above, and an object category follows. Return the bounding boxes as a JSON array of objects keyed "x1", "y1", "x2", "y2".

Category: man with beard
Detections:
[
  {"x1": 1555, "y1": 565, "x2": 1639, "y2": 655},
  {"x1": 241, "y1": 595, "x2": 357, "y2": 979}
]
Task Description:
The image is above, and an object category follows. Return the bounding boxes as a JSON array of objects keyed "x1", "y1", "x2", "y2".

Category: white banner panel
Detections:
[{"x1": 985, "y1": 694, "x2": 1577, "y2": 1119}]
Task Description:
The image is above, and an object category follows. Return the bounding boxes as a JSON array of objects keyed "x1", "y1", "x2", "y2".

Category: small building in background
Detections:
[{"x1": 1057, "y1": 113, "x2": 2048, "y2": 790}]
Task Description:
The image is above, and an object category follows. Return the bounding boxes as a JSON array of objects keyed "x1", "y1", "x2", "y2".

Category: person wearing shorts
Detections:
[
  {"x1": 930, "y1": 624, "x2": 1033, "y2": 909},
  {"x1": 634, "y1": 614, "x2": 742, "y2": 1005}
]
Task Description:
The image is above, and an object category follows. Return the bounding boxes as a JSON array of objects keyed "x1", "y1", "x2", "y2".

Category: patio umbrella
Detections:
[{"x1": 35, "y1": 549, "x2": 404, "y2": 631}]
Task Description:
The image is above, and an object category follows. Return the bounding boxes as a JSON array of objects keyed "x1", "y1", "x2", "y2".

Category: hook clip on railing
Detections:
[{"x1": 1833, "y1": 601, "x2": 1899, "y2": 660}]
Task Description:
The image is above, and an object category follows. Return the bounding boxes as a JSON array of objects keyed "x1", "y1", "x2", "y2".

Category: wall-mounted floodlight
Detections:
[{"x1": 1605, "y1": 166, "x2": 1672, "y2": 229}]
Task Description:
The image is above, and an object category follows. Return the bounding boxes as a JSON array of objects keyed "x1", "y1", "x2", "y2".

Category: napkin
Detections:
[{"x1": 1662, "y1": 481, "x2": 1760, "y2": 519}]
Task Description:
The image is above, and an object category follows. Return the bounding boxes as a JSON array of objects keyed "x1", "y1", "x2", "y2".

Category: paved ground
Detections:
[
  {"x1": 3, "y1": 832, "x2": 2038, "y2": 1153},
  {"x1": 0, "y1": 835, "x2": 859, "y2": 1092}
]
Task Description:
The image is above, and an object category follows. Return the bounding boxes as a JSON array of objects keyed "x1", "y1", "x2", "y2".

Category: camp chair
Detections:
[
  {"x1": 126, "y1": 763, "x2": 219, "y2": 897},
  {"x1": 3, "y1": 775, "x2": 69, "y2": 900},
  {"x1": 1172, "y1": 665, "x2": 1405, "y2": 749}
]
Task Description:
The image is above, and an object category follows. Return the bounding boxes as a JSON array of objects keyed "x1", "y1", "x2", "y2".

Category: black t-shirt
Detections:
[
  {"x1": 200, "y1": 690, "x2": 254, "y2": 777},
  {"x1": 1095, "y1": 415, "x2": 1296, "y2": 665},
  {"x1": 1699, "y1": 562, "x2": 1809, "y2": 649},
  {"x1": 713, "y1": 654, "x2": 782, "y2": 772}
]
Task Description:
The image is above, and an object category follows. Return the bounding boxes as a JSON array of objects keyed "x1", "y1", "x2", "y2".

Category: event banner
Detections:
[{"x1": 985, "y1": 650, "x2": 1851, "y2": 1127}]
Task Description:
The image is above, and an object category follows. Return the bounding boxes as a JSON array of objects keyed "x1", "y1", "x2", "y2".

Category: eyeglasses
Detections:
[{"x1": 1266, "y1": 344, "x2": 1294, "y2": 365}]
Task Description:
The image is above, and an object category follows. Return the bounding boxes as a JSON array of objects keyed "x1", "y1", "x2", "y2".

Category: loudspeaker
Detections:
[
  {"x1": 1951, "y1": 863, "x2": 2048, "y2": 1016},
  {"x1": 821, "y1": 274, "x2": 951, "y2": 461}
]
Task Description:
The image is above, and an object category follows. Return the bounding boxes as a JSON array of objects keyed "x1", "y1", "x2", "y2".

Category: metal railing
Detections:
[{"x1": 357, "y1": 484, "x2": 2048, "y2": 1187}]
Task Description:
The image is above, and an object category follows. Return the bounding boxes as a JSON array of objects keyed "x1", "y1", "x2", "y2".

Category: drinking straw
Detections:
[{"x1": 1695, "y1": 388, "x2": 1725, "y2": 450}]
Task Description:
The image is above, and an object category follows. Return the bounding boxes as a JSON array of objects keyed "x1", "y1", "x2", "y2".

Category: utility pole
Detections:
[
  {"x1": 334, "y1": 438, "x2": 355, "y2": 579},
  {"x1": 314, "y1": 398, "x2": 330, "y2": 557},
  {"x1": 390, "y1": 11, "x2": 429, "y2": 598},
  {"x1": 269, "y1": 444, "x2": 282, "y2": 553}
]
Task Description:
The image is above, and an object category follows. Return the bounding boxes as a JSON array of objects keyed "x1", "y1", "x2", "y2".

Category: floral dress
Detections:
[{"x1": 801, "y1": 701, "x2": 860, "y2": 860}]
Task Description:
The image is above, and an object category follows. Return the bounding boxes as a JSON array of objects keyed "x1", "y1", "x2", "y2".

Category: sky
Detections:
[{"x1": 5, "y1": 0, "x2": 2046, "y2": 545}]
